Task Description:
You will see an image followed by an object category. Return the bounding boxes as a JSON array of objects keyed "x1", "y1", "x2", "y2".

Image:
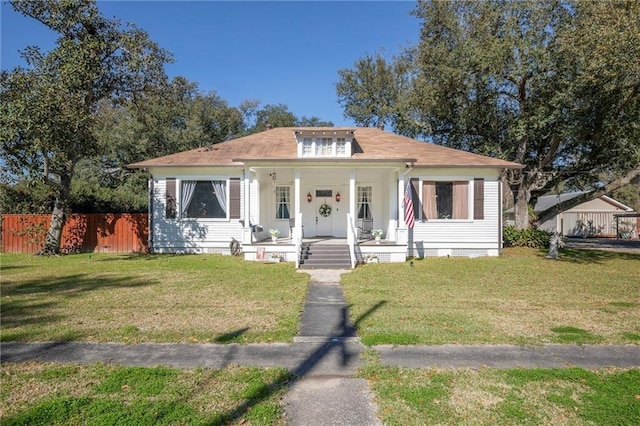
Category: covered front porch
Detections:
[
  {"x1": 242, "y1": 236, "x2": 408, "y2": 268},
  {"x1": 237, "y1": 164, "x2": 412, "y2": 266}
]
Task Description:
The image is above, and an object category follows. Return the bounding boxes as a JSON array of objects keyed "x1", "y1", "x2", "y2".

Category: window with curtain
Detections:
[
  {"x1": 422, "y1": 181, "x2": 469, "y2": 219},
  {"x1": 275, "y1": 186, "x2": 290, "y2": 219},
  {"x1": 357, "y1": 186, "x2": 372, "y2": 219},
  {"x1": 181, "y1": 180, "x2": 227, "y2": 218}
]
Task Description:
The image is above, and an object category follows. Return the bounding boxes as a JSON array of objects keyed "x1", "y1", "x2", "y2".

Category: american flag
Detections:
[{"x1": 404, "y1": 181, "x2": 415, "y2": 229}]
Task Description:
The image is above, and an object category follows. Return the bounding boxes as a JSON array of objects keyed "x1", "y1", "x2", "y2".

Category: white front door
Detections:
[{"x1": 315, "y1": 189, "x2": 334, "y2": 236}]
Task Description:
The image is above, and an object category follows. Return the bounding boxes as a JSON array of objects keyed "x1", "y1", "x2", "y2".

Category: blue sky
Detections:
[{"x1": 1, "y1": 1, "x2": 420, "y2": 126}]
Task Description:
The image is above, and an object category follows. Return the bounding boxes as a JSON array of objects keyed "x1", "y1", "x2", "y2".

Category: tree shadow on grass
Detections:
[
  {"x1": 549, "y1": 247, "x2": 640, "y2": 264},
  {"x1": 213, "y1": 328, "x2": 250, "y2": 344},
  {"x1": 208, "y1": 300, "x2": 387, "y2": 425},
  {"x1": 2, "y1": 273, "x2": 157, "y2": 297},
  {"x1": 1, "y1": 274, "x2": 158, "y2": 342}
]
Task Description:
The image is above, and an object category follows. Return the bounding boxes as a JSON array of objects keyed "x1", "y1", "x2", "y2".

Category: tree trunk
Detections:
[
  {"x1": 513, "y1": 183, "x2": 531, "y2": 230},
  {"x1": 40, "y1": 174, "x2": 72, "y2": 255}
]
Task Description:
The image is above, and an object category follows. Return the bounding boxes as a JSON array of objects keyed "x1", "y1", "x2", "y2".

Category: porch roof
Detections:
[{"x1": 129, "y1": 126, "x2": 522, "y2": 170}]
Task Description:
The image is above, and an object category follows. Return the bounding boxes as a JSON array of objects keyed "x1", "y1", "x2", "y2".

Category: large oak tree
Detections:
[
  {"x1": 1, "y1": 0, "x2": 171, "y2": 253},
  {"x1": 336, "y1": 0, "x2": 640, "y2": 229}
]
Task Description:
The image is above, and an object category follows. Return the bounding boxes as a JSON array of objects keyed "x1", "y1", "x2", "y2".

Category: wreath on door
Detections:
[{"x1": 319, "y1": 203, "x2": 332, "y2": 217}]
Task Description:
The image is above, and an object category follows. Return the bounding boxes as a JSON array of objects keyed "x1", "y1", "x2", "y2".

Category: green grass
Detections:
[
  {"x1": 343, "y1": 247, "x2": 640, "y2": 345},
  {"x1": 1, "y1": 362, "x2": 292, "y2": 425},
  {"x1": 1, "y1": 253, "x2": 308, "y2": 343},
  {"x1": 360, "y1": 352, "x2": 640, "y2": 426}
]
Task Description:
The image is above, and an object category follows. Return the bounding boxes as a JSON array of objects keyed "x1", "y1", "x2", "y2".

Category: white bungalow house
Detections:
[{"x1": 129, "y1": 127, "x2": 521, "y2": 267}]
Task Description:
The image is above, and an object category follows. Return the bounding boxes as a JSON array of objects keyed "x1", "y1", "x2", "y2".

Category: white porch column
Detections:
[
  {"x1": 397, "y1": 175, "x2": 408, "y2": 244},
  {"x1": 347, "y1": 168, "x2": 356, "y2": 244},
  {"x1": 387, "y1": 170, "x2": 398, "y2": 241},
  {"x1": 349, "y1": 168, "x2": 356, "y2": 224},
  {"x1": 242, "y1": 169, "x2": 252, "y2": 244},
  {"x1": 294, "y1": 168, "x2": 301, "y2": 237}
]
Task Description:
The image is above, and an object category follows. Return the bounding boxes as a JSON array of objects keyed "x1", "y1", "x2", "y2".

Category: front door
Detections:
[{"x1": 315, "y1": 189, "x2": 334, "y2": 236}]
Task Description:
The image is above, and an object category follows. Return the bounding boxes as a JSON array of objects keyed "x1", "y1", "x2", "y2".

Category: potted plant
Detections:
[
  {"x1": 364, "y1": 253, "x2": 379, "y2": 263},
  {"x1": 269, "y1": 229, "x2": 280, "y2": 243},
  {"x1": 372, "y1": 229, "x2": 383, "y2": 243}
]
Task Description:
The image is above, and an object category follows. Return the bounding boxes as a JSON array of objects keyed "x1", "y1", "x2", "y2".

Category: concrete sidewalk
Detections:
[{"x1": 2, "y1": 341, "x2": 638, "y2": 370}]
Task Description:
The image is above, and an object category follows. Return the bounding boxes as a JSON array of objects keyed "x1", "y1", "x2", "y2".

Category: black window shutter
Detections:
[
  {"x1": 474, "y1": 178, "x2": 484, "y2": 220},
  {"x1": 411, "y1": 178, "x2": 420, "y2": 218}
]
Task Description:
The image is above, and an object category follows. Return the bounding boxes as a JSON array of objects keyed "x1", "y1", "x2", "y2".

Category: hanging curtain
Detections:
[
  {"x1": 422, "y1": 181, "x2": 437, "y2": 219},
  {"x1": 279, "y1": 187, "x2": 290, "y2": 219},
  {"x1": 453, "y1": 181, "x2": 469, "y2": 219},
  {"x1": 364, "y1": 191, "x2": 372, "y2": 219},
  {"x1": 357, "y1": 187, "x2": 372, "y2": 219},
  {"x1": 212, "y1": 180, "x2": 227, "y2": 214},
  {"x1": 181, "y1": 180, "x2": 197, "y2": 217}
]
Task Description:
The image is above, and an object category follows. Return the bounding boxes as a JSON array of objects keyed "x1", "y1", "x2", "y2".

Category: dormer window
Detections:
[
  {"x1": 295, "y1": 129, "x2": 355, "y2": 158},
  {"x1": 316, "y1": 138, "x2": 333, "y2": 156},
  {"x1": 302, "y1": 138, "x2": 313, "y2": 156}
]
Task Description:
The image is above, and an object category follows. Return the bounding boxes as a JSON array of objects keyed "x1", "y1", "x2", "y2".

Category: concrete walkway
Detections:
[
  {"x1": 2, "y1": 267, "x2": 639, "y2": 425},
  {"x1": 283, "y1": 269, "x2": 380, "y2": 426}
]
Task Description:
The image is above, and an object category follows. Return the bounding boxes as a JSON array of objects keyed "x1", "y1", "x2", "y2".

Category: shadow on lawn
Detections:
[
  {"x1": 213, "y1": 328, "x2": 250, "y2": 344},
  {"x1": 209, "y1": 300, "x2": 386, "y2": 425},
  {"x1": 1, "y1": 274, "x2": 158, "y2": 342},
  {"x1": 552, "y1": 247, "x2": 640, "y2": 263}
]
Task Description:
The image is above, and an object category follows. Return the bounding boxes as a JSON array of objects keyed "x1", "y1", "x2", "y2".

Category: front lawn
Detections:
[
  {"x1": 1, "y1": 254, "x2": 308, "y2": 344},
  {"x1": 2, "y1": 248, "x2": 639, "y2": 346},
  {"x1": 343, "y1": 247, "x2": 640, "y2": 345},
  {"x1": 0, "y1": 362, "x2": 291, "y2": 425},
  {"x1": 360, "y1": 352, "x2": 640, "y2": 426}
]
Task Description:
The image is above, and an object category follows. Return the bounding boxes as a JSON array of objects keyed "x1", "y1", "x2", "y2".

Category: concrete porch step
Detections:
[{"x1": 299, "y1": 244, "x2": 351, "y2": 269}]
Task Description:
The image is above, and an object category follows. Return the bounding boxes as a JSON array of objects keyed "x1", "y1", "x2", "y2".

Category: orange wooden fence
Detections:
[{"x1": 1, "y1": 214, "x2": 148, "y2": 254}]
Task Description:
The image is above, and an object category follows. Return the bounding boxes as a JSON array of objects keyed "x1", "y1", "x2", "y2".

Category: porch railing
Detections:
[{"x1": 346, "y1": 213, "x2": 357, "y2": 268}]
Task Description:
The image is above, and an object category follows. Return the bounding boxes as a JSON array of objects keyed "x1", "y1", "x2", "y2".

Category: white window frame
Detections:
[
  {"x1": 301, "y1": 138, "x2": 313, "y2": 156},
  {"x1": 275, "y1": 185, "x2": 291, "y2": 220},
  {"x1": 417, "y1": 178, "x2": 473, "y2": 222},
  {"x1": 297, "y1": 137, "x2": 353, "y2": 158},
  {"x1": 316, "y1": 137, "x2": 333, "y2": 156},
  {"x1": 357, "y1": 185, "x2": 373, "y2": 219},
  {"x1": 336, "y1": 138, "x2": 346, "y2": 156},
  {"x1": 177, "y1": 177, "x2": 230, "y2": 221}
]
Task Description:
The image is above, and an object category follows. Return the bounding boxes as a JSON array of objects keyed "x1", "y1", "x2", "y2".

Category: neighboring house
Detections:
[
  {"x1": 509, "y1": 192, "x2": 635, "y2": 238},
  {"x1": 129, "y1": 127, "x2": 521, "y2": 266}
]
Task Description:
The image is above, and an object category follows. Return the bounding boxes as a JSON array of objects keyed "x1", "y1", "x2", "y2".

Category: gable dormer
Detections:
[{"x1": 294, "y1": 129, "x2": 355, "y2": 158}]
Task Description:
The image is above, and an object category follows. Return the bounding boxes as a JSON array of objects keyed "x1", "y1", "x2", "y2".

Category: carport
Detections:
[{"x1": 614, "y1": 213, "x2": 640, "y2": 239}]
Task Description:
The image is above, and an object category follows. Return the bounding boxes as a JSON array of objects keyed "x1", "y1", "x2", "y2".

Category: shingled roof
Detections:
[{"x1": 129, "y1": 127, "x2": 522, "y2": 169}]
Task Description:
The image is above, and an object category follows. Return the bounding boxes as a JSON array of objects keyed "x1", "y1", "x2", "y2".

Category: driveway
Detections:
[{"x1": 564, "y1": 237, "x2": 640, "y2": 254}]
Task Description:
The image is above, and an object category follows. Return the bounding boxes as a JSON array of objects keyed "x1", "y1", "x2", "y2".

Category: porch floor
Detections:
[{"x1": 247, "y1": 237, "x2": 403, "y2": 246}]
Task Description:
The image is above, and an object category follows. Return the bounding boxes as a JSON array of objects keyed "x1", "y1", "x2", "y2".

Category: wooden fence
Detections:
[{"x1": 1, "y1": 214, "x2": 148, "y2": 254}]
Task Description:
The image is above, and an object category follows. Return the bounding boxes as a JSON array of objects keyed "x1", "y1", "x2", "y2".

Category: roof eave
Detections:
[
  {"x1": 234, "y1": 157, "x2": 418, "y2": 164},
  {"x1": 410, "y1": 163, "x2": 524, "y2": 169}
]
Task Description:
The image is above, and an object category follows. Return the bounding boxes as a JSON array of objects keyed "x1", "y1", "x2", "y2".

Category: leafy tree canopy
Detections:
[
  {"x1": 1, "y1": 0, "x2": 172, "y2": 253},
  {"x1": 336, "y1": 0, "x2": 640, "y2": 229}
]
